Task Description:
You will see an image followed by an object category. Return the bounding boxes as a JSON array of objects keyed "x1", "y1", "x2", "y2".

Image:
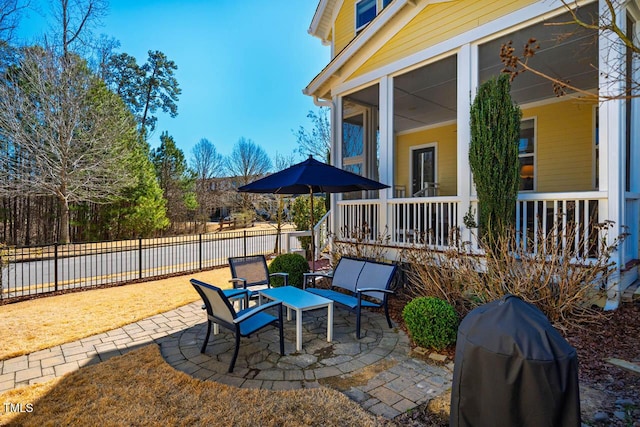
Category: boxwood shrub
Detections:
[
  {"x1": 268, "y1": 253, "x2": 309, "y2": 288},
  {"x1": 402, "y1": 296, "x2": 458, "y2": 351}
]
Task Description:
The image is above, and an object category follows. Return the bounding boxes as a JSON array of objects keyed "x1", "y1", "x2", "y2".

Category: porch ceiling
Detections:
[
  {"x1": 345, "y1": 56, "x2": 458, "y2": 133},
  {"x1": 479, "y1": 2, "x2": 599, "y2": 106},
  {"x1": 343, "y1": 3, "x2": 598, "y2": 134}
]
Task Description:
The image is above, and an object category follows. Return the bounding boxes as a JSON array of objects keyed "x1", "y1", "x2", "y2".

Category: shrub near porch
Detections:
[{"x1": 268, "y1": 253, "x2": 310, "y2": 288}]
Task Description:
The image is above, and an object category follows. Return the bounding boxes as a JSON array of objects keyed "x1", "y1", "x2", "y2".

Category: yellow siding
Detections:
[
  {"x1": 523, "y1": 100, "x2": 596, "y2": 192},
  {"x1": 335, "y1": 1, "x2": 355, "y2": 56},
  {"x1": 392, "y1": 100, "x2": 595, "y2": 195},
  {"x1": 395, "y1": 124, "x2": 458, "y2": 196},
  {"x1": 350, "y1": 0, "x2": 537, "y2": 79}
]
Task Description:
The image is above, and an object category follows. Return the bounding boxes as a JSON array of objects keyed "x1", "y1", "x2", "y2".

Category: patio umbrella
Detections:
[{"x1": 238, "y1": 155, "x2": 389, "y2": 271}]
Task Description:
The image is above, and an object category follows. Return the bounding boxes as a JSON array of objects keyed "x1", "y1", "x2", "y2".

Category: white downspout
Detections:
[{"x1": 313, "y1": 95, "x2": 332, "y2": 108}]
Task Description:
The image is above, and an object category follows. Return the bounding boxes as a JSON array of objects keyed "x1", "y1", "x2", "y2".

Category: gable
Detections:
[
  {"x1": 305, "y1": 0, "x2": 549, "y2": 99},
  {"x1": 310, "y1": 0, "x2": 342, "y2": 44},
  {"x1": 306, "y1": 0, "x2": 435, "y2": 98}
]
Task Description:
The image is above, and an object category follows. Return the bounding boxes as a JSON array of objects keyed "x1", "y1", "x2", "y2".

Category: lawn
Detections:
[
  {"x1": 0, "y1": 270, "x2": 220, "y2": 360},
  {"x1": 0, "y1": 268, "x2": 389, "y2": 426}
]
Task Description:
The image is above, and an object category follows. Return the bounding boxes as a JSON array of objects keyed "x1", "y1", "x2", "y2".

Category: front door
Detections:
[{"x1": 412, "y1": 146, "x2": 435, "y2": 196}]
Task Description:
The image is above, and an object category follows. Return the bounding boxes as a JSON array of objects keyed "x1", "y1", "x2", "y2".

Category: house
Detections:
[{"x1": 304, "y1": 0, "x2": 640, "y2": 308}]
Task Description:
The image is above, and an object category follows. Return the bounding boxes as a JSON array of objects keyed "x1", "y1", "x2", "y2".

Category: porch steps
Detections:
[{"x1": 606, "y1": 358, "x2": 640, "y2": 375}]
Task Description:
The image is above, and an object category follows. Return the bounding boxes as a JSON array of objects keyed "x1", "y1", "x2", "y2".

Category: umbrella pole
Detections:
[{"x1": 310, "y1": 187, "x2": 315, "y2": 272}]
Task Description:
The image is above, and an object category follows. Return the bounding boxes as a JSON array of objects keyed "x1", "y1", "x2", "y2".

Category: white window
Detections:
[
  {"x1": 343, "y1": 113, "x2": 364, "y2": 171},
  {"x1": 519, "y1": 119, "x2": 535, "y2": 191},
  {"x1": 356, "y1": 0, "x2": 393, "y2": 32},
  {"x1": 356, "y1": 0, "x2": 376, "y2": 31}
]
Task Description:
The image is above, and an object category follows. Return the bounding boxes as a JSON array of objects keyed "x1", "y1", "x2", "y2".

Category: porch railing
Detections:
[
  {"x1": 314, "y1": 210, "x2": 331, "y2": 260},
  {"x1": 515, "y1": 192, "x2": 607, "y2": 259},
  {"x1": 337, "y1": 200, "x2": 383, "y2": 241},
  {"x1": 336, "y1": 191, "x2": 610, "y2": 259},
  {"x1": 388, "y1": 197, "x2": 460, "y2": 248}
]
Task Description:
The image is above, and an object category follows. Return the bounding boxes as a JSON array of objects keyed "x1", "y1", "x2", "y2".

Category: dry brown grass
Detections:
[
  {"x1": 0, "y1": 268, "x2": 232, "y2": 361},
  {"x1": 0, "y1": 345, "x2": 388, "y2": 427}
]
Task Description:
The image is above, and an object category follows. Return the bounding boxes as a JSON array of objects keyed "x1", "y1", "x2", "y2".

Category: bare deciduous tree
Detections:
[
  {"x1": 0, "y1": 47, "x2": 138, "y2": 243},
  {"x1": 191, "y1": 138, "x2": 225, "y2": 230},
  {"x1": 226, "y1": 137, "x2": 272, "y2": 213},
  {"x1": 295, "y1": 107, "x2": 331, "y2": 161},
  {"x1": 226, "y1": 137, "x2": 272, "y2": 186},
  {"x1": 50, "y1": 0, "x2": 108, "y2": 58}
]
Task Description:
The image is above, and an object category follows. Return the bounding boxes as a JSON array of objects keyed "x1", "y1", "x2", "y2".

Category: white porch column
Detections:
[
  {"x1": 457, "y1": 43, "x2": 476, "y2": 246},
  {"x1": 378, "y1": 76, "x2": 394, "y2": 234},
  {"x1": 598, "y1": 0, "x2": 627, "y2": 308},
  {"x1": 331, "y1": 95, "x2": 343, "y2": 240}
]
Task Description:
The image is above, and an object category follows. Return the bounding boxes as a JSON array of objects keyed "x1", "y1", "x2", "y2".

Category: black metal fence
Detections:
[{"x1": 1, "y1": 228, "x2": 283, "y2": 302}]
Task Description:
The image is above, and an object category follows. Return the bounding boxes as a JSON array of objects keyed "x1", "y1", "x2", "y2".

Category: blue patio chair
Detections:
[
  {"x1": 190, "y1": 279, "x2": 285, "y2": 373},
  {"x1": 228, "y1": 255, "x2": 289, "y2": 299}
]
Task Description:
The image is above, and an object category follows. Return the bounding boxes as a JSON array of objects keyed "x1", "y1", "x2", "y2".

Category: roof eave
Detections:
[
  {"x1": 305, "y1": 0, "x2": 413, "y2": 98},
  {"x1": 309, "y1": 0, "x2": 332, "y2": 40}
]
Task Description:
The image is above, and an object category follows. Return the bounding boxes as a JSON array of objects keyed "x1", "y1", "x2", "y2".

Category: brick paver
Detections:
[{"x1": 0, "y1": 300, "x2": 453, "y2": 420}]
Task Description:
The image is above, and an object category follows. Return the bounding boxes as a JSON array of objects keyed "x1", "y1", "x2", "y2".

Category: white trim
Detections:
[
  {"x1": 627, "y1": 9, "x2": 640, "y2": 194},
  {"x1": 338, "y1": 78, "x2": 383, "y2": 99},
  {"x1": 331, "y1": 0, "x2": 593, "y2": 97},
  {"x1": 599, "y1": 0, "x2": 626, "y2": 303},
  {"x1": 518, "y1": 92, "x2": 598, "y2": 110},
  {"x1": 458, "y1": 43, "x2": 474, "y2": 244},
  {"x1": 387, "y1": 50, "x2": 458, "y2": 80},
  {"x1": 628, "y1": 0, "x2": 640, "y2": 21},
  {"x1": 309, "y1": 0, "x2": 331, "y2": 37},
  {"x1": 379, "y1": 75, "x2": 394, "y2": 198},
  {"x1": 305, "y1": 0, "x2": 428, "y2": 96},
  {"x1": 309, "y1": 0, "x2": 344, "y2": 43},
  {"x1": 409, "y1": 142, "x2": 438, "y2": 196}
]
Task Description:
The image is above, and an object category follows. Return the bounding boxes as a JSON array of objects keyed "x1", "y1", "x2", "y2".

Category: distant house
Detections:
[
  {"x1": 304, "y1": 0, "x2": 640, "y2": 307},
  {"x1": 202, "y1": 177, "x2": 239, "y2": 221},
  {"x1": 203, "y1": 176, "x2": 280, "y2": 222}
]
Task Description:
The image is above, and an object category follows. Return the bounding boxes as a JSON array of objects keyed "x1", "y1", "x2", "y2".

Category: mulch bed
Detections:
[
  {"x1": 387, "y1": 292, "x2": 640, "y2": 426},
  {"x1": 308, "y1": 260, "x2": 639, "y2": 425}
]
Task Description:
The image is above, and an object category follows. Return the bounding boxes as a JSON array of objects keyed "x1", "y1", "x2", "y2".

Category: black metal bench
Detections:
[{"x1": 303, "y1": 257, "x2": 398, "y2": 338}]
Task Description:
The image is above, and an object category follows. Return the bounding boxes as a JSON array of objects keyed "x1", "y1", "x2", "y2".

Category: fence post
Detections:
[
  {"x1": 243, "y1": 230, "x2": 247, "y2": 257},
  {"x1": 139, "y1": 238, "x2": 143, "y2": 279},
  {"x1": 54, "y1": 243, "x2": 59, "y2": 292},
  {"x1": 199, "y1": 234, "x2": 203, "y2": 270}
]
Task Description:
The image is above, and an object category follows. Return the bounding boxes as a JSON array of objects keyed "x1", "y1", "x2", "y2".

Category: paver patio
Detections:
[{"x1": 0, "y1": 301, "x2": 453, "y2": 419}]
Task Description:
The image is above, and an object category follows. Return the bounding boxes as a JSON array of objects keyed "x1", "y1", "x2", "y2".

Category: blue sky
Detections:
[{"x1": 17, "y1": 0, "x2": 329, "y2": 162}]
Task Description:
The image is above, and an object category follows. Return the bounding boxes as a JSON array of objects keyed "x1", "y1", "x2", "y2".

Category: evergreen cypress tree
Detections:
[{"x1": 469, "y1": 74, "x2": 522, "y2": 246}]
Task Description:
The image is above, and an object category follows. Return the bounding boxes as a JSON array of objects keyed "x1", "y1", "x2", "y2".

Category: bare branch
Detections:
[
  {"x1": 0, "y1": 47, "x2": 138, "y2": 242},
  {"x1": 501, "y1": 1, "x2": 639, "y2": 101},
  {"x1": 0, "y1": 0, "x2": 29, "y2": 42}
]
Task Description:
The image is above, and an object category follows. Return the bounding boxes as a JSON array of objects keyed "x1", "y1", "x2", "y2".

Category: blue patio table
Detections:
[{"x1": 258, "y1": 286, "x2": 333, "y2": 352}]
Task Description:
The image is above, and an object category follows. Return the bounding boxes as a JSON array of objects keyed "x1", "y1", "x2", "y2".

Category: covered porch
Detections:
[{"x1": 326, "y1": 2, "x2": 639, "y2": 302}]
